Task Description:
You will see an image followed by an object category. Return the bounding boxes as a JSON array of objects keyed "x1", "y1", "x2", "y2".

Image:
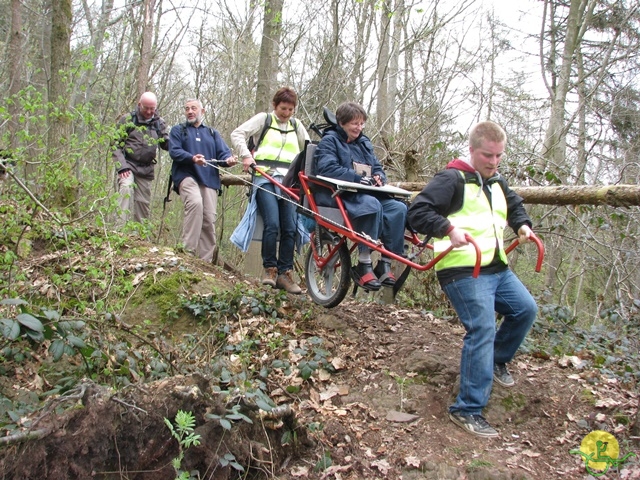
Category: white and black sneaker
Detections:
[
  {"x1": 493, "y1": 363, "x2": 515, "y2": 387},
  {"x1": 449, "y1": 412, "x2": 499, "y2": 438}
]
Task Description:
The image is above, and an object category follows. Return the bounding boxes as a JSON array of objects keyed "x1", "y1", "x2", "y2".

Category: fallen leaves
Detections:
[
  {"x1": 385, "y1": 410, "x2": 419, "y2": 423},
  {"x1": 370, "y1": 458, "x2": 391, "y2": 475},
  {"x1": 558, "y1": 355, "x2": 587, "y2": 369}
]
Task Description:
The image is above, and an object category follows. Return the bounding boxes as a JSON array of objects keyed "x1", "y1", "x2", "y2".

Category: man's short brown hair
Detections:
[{"x1": 469, "y1": 121, "x2": 507, "y2": 149}]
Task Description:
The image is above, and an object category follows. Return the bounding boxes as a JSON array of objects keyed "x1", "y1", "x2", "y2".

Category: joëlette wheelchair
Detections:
[{"x1": 250, "y1": 108, "x2": 544, "y2": 308}]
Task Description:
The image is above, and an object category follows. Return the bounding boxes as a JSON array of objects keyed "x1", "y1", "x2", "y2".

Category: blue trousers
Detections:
[
  {"x1": 256, "y1": 182, "x2": 297, "y2": 273},
  {"x1": 443, "y1": 269, "x2": 537, "y2": 415},
  {"x1": 352, "y1": 197, "x2": 407, "y2": 256}
]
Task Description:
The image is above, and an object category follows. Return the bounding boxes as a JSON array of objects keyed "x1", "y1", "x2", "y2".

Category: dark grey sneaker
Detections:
[
  {"x1": 449, "y1": 412, "x2": 499, "y2": 438},
  {"x1": 493, "y1": 363, "x2": 515, "y2": 387}
]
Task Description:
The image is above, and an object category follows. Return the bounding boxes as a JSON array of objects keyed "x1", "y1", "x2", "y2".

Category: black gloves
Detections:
[{"x1": 360, "y1": 176, "x2": 375, "y2": 186}]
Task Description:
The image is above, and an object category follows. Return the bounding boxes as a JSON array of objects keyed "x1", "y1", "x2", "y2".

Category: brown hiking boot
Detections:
[
  {"x1": 262, "y1": 267, "x2": 278, "y2": 287},
  {"x1": 275, "y1": 270, "x2": 302, "y2": 294}
]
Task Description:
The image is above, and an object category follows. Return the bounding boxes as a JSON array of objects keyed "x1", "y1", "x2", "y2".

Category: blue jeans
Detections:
[
  {"x1": 256, "y1": 182, "x2": 296, "y2": 272},
  {"x1": 443, "y1": 269, "x2": 537, "y2": 415},
  {"x1": 352, "y1": 197, "x2": 407, "y2": 256}
]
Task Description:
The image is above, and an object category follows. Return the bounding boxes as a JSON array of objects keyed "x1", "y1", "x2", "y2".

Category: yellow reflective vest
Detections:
[
  {"x1": 254, "y1": 115, "x2": 300, "y2": 167},
  {"x1": 433, "y1": 172, "x2": 508, "y2": 271}
]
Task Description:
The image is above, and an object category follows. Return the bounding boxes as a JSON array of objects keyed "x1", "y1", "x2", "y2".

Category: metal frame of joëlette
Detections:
[{"x1": 251, "y1": 166, "x2": 544, "y2": 276}]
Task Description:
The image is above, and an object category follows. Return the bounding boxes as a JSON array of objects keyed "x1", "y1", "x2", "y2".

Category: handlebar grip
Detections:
[
  {"x1": 464, "y1": 234, "x2": 481, "y2": 278},
  {"x1": 428, "y1": 234, "x2": 482, "y2": 277},
  {"x1": 505, "y1": 232, "x2": 545, "y2": 272}
]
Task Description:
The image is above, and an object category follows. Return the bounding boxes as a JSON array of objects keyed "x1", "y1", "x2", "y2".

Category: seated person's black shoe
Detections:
[
  {"x1": 351, "y1": 262, "x2": 381, "y2": 291},
  {"x1": 374, "y1": 260, "x2": 396, "y2": 286}
]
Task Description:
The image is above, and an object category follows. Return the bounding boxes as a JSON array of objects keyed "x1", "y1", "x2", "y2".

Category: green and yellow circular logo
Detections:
[
  {"x1": 579, "y1": 431, "x2": 620, "y2": 472},
  {"x1": 570, "y1": 430, "x2": 636, "y2": 476}
]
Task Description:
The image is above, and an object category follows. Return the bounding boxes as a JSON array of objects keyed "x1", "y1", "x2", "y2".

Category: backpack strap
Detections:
[
  {"x1": 248, "y1": 113, "x2": 272, "y2": 152},
  {"x1": 128, "y1": 111, "x2": 163, "y2": 138},
  {"x1": 257, "y1": 113, "x2": 273, "y2": 147},
  {"x1": 181, "y1": 122, "x2": 217, "y2": 140},
  {"x1": 250, "y1": 114, "x2": 298, "y2": 152},
  {"x1": 123, "y1": 111, "x2": 137, "y2": 135}
]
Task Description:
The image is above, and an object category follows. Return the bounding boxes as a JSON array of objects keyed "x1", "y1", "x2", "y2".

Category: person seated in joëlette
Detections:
[{"x1": 313, "y1": 101, "x2": 407, "y2": 291}]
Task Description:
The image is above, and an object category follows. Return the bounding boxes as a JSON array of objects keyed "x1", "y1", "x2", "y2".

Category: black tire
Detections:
[{"x1": 304, "y1": 233, "x2": 351, "y2": 308}]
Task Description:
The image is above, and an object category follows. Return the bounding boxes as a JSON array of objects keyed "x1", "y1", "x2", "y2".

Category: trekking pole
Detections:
[{"x1": 156, "y1": 173, "x2": 173, "y2": 243}]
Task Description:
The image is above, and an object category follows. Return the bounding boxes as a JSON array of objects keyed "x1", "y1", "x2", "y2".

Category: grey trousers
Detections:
[
  {"x1": 179, "y1": 176, "x2": 218, "y2": 262},
  {"x1": 118, "y1": 173, "x2": 152, "y2": 224}
]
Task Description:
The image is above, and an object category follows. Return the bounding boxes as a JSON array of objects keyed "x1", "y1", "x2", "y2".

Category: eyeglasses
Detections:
[{"x1": 348, "y1": 121, "x2": 365, "y2": 128}]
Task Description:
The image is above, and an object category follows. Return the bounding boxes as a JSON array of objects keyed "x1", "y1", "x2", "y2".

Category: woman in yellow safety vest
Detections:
[{"x1": 231, "y1": 87, "x2": 310, "y2": 294}]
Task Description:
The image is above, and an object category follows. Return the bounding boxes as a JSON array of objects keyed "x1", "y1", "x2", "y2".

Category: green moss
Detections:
[
  {"x1": 581, "y1": 389, "x2": 596, "y2": 405},
  {"x1": 466, "y1": 459, "x2": 493, "y2": 471},
  {"x1": 593, "y1": 355, "x2": 606, "y2": 367},
  {"x1": 143, "y1": 270, "x2": 201, "y2": 296},
  {"x1": 614, "y1": 414, "x2": 630, "y2": 425},
  {"x1": 500, "y1": 392, "x2": 527, "y2": 411},
  {"x1": 140, "y1": 270, "x2": 202, "y2": 322}
]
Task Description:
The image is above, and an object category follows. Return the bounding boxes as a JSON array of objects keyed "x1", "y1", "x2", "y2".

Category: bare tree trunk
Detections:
[
  {"x1": 575, "y1": 48, "x2": 587, "y2": 183},
  {"x1": 486, "y1": 14, "x2": 497, "y2": 120},
  {"x1": 353, "y1": 0, "x2": 375, "y2": 103},
  {"x1": 389, "y1": 0, "x2": 402, "y2": 120},
  {"x1": 404, "y1": 150, "x2": 420, "y2": 183},
  {"x1": 75, "y1": 0, "x2": 118, "y2": 104},
  {"x1": 375, "y1": 0, "x2": 392, "y2": 144},
  {"x1": 136, "y1": 0, "x2": 156, "y2": 97},
  {"x1": 48, "y1": 0, "x2": 72, "y2": 149},
  {"x1": 7, "y1": 0, "x2": 24, "y2": 149},
  {"x1": 540, "y1": 0, "x2": 595, "y2": 176},
  {"x1": 255, "y1": 0, "x2": 284, "y2": 114},
  {"x1": 513, "y1": 184, "x2": 640, "y2": 207},
  {"x1": 192, "y1": 15, "x2": 207, "y2": 100},
  {"x1": 47, "y1": 0, "x2": 74, "y2": 207}
]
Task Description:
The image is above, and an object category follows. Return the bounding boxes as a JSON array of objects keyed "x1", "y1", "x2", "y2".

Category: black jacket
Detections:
[{"x1": 407, "y1": 159, "x2": 532, "y2": 284}]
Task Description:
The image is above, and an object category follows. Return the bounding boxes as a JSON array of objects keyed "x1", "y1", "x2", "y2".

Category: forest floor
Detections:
[{"x1": 1, "y1": 239, "x2": 639, "y2": 480}]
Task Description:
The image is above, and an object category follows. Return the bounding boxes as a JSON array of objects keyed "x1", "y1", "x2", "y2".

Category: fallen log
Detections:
[
  {"x1": 390, "y1": 183, "x2": 640, "y2": 207},
  {"x1": 221, "y1": 175, "x2": 640, "y2": 207},
  {"x1": 508, "y1": 185, "x2": 640, "y2": 207}
]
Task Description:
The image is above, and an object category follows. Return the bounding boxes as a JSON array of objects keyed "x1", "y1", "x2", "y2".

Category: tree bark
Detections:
[
  {"x1": 48, "y1": 0, "x2": 72, "y2": 148},
  {"x1": 47, "y1": 0, "x2": 76, "y2": 208},
  {"x1": 220, "y1": 175, "x2": 640, "y2": 208},
  {"x1": 511, "y1": 185, "x2": 640, "y2": 207},
  {"x1": 540, "y1": 0, "x2": 596, "y2": 176},
  {"x1": 255, "y1": 0, "x2": 284, "y2": 114},
  {"x1": 136, "y1": 0, "x2": 156, "y2": 97},
  {"x1": 375, "y1": 0, "x2": 392, "y2": 144},
  {"x1": 7, "y1": 0, "x2": 24, "y2": 149}
]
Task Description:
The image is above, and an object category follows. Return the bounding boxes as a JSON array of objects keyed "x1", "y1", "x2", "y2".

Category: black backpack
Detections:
[
  {"x1": 178, "y1": 121, "x2": 217, "y2": 139},
  {"x1": 125, "y1": 111, "x2": 164, "y2": 138},
  {"x1": 282, "y1": 141, "x2": 312, "y2": 189}
]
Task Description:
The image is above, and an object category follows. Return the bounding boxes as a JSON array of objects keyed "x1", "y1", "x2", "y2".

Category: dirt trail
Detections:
[{"x1": 1, "y1": 248, "x2": 638, "y2": 479}]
